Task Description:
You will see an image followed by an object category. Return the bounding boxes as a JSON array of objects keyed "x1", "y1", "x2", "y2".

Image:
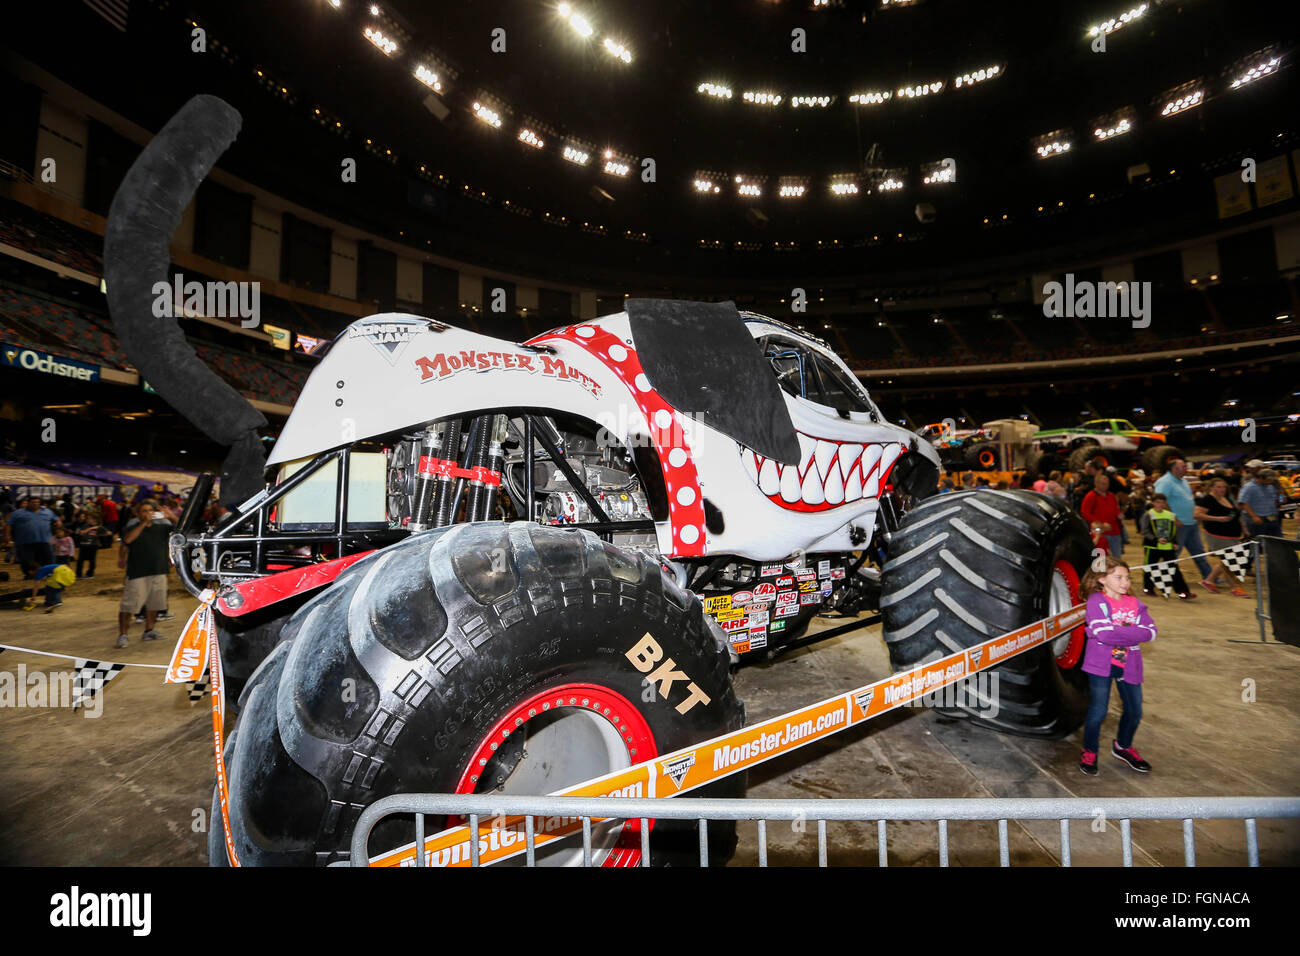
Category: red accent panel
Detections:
[
  {"x1": 529, "y1": 324, "x2": 708, "y2": 556},
  {"x1": 217, "y1": 550, "x2": 376, "y2": 617},
  {"x1": 417, "y1": 456, "x2": 501, "y2": 485}
]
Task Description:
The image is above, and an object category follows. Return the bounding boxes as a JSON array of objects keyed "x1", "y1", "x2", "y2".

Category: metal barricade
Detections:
[{"x1": 349, "y1": 794, "x2": 1300, "y2": 867}]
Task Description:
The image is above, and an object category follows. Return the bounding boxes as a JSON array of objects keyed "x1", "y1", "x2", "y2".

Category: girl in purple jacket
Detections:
[{"x1": 1079, "y1": 555, "x2": 1156, "y2": 776}]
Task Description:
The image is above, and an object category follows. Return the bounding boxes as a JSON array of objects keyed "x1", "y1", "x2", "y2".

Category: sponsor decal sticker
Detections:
[
  {"x1": 855, "y1": 689, "x2": 875, "y2": 716},
  {"x1": 730, "y1": 590, "x2": 754, "y2": 606},
  {"x1": 799, "y1": 592, "x2": 822, "y2": 606},
  {"x1": 798, "y1": 581, "x2": 819, "y2": 593},
  {"x1": 747, "y1": 609, "x2": 770, "y2": 627},
  {"x1": 719, "y1": 618, "x2": 748, "y2": 632},
  {"x1": 818, "y1": 559, "x2": 831, "y2": 578},
  {"x1": 662, "y1": 752, "x2": 697, "y2": 790},
  {"x1": 760, "y1": 563, "x2": 784, "y2": 577},
  {"x1": 775, "y1": 603, "x2": 800, "y2": 619},
  {"x1": 831, "y1": 567, "x2": 846, "y2": 581},
  {"x1": 752, "y1": 582, "x2": 777, "y2": 603},
  {"x1": 748, "y1": 630, "x2": 768, "y2": 650},
  {"x1": 796, "y1": 570, "x2": 817, "y2": 583},
  {"x1": 821, "y1": 580, "x2": 834, "y2": 597},
  {"x1": 770, "y1": 620, "x2": 787, "y2": 632},
  {"x1": 703, "y1": 595, "x2": 732, "y2": 613},
  {"x1": 715, "y1": 608, "x2": 747, "y2": 622},
  {"x1": 775, "y1": 590, "x2": 799, "y2": 607},
  {"x1": 775, "y1": 575, "x2": 794, "y2": 588},
  {"x1": 348, "y1": 317, "x2": 443, "y2": 365}
]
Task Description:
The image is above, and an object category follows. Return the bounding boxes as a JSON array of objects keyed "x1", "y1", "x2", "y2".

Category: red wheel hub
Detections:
[
  {"x1": 1052, "y1": 560, "x2": 1086, "y2": 668},
  {"x1": 455, "y1": 682, "x2": 657, "y2": 867}
]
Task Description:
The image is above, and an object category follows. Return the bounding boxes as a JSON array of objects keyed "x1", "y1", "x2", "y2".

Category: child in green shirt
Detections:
[{"x1": 1138, "y1": 493, "x2": 1189, "y2": 598}]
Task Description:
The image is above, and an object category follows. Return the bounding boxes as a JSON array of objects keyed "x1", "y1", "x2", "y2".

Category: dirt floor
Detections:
[{"x1": 1, "y1": 540, "x2": 1297, "y2": 867}]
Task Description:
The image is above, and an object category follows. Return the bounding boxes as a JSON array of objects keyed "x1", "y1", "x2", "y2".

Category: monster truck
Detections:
[
  {"x1": 1029, "y1": 418, "x2": 1182, "y2": 477},
  {"x1": 920, "y1": 421, "x2": 1000, "y2": 471},
  {"x1": 103, "y1": 96, "x2": 1095, "y2": 867}
]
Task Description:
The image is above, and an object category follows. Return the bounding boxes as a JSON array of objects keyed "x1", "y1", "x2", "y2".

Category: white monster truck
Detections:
[{"x1": 103, "y1": 96, "x2": 1095, "y2": 867}]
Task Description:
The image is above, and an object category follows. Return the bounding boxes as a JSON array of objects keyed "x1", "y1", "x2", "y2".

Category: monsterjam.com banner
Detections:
[{"x1": 368, "y1": 602, "x2": 1088, "y2": 867}]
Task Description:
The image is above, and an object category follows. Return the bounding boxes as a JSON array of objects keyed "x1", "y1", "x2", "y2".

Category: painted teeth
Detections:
[
  {"x1": 779, "y1": 463, "x2": 802, "y2": 503},
  {"x1": 740, "y1": 440, "x2": 904, "y2": 508},
  {"x1": 825, "y1": 466, "x2": 844, "y2": 505}
]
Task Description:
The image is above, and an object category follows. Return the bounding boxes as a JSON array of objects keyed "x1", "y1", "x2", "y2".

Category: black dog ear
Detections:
[{"x1": 104, "y1": 95, "x2": 267, "y2": 506}]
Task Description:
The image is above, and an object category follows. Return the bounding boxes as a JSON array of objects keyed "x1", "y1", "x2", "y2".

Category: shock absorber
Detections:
[
  {"x1": 407, "y1": 421, "x2": 449, "y2": 531},
  {"x1": 466, "y1": 414, "x2": 508, "y2": 522},
  {"x1": 427, "y1": 417, "x2": 463, "y2": 528}
]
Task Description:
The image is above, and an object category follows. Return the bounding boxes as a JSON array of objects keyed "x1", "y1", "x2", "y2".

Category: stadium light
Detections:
[
  {"x1": 697, "y1": 82, "x2": 733, "y2": 99},
  {"x1": 414, "y1": 64, "x2": 442, "y2": 92},
  {"x1": 472, "y1": 101, "x2": 503, "y2": 128},
  {"x1": 791, "y1": 95, "x2": 833, "y2": 108},
  {"x1": 1160, "y1": 88, "x2": 1203, "y2": 115},
  {"x1": 1230, "y1": 54, "x2": 1281, "y2": 89},
  {"x1": 558, "y1": 4, "x2": 595, "y2": 38},
  {"x1": 848, "y1": 91, "x2": 891, "y2": 105},
  {"x1": 602, "y1": 149, "x2": 631, "y2": 176},
  {"x1": 735, "y1": 174, "x2": 764, "y2": 197},
  {"x1": 897, "y1": 81, "x2": 943, "y2": 99},
  {"x1": 953, "y1": 64, "x2": 1001, "y2": 89},
  {"x1": 694, "y1": 170, "x2": 724, "y2": 194},
  {"x1": 829, "y1": 174, "x2": 860, "y2": 197},
  {"x1": 364, "y1": 26, "x2": 397, "y2": 55},
  {"x1": 742, "y1": 90, "x2": 784, "y2": 106},
  {"x1": 1087, "y1": 3, "x2": 1148, "y2": 39},
  {"x1": 921, "y1": 159, "x2": 956, "y2": 184},
  {"x1": 1033, "y1": 128, "x2": 1073, "y2": 159},
  {"x1": 1093, "y1": 108, "x2": 1134, "y2": 140},
  {"x1": 518, "y1": 128, "x2": 545, "y2": 149},
  {"x1": 562, "y1": 144, "x2": 590, "y2": 165},
  {"x1": 603, "y1": 37, "x2": 633, "y2": 63},
  {"x1": 778, "y1": 176, "x2": 810, "y2": 198}
]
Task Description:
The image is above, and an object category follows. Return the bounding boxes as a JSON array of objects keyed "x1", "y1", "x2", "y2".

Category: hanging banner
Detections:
[
  {"x1": 1214, "y1": 171, "x2": 1252, "y2": 219},
  {"x1": 1255, "y1": 155, "x2": 1295, "y2": 207}
]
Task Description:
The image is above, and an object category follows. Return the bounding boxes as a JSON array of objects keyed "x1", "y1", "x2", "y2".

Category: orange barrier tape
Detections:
[
  {"x1": 166, "y1": 591, "x2": 240, "y2": 866},
  {"x1": 368, "y1": 601, "x2": 1087, "y2": 867}
]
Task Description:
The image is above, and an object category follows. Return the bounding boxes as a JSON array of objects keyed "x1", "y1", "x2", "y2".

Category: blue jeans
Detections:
[
  {"x1": 1104, "y1": 534, "x2": 1123, "y2": 557},
  {"x1": 1174, "y1": 523, "x2": 1213, "y2": 579},
  {"x1": 1249, "y1": 518, "x2": 1281, "y2": 539},
  {"x1": 43, "y1": 585, "x2": 64, "y2": 607},
  {"x1": 1084, "y1": 665, "x2": 1142, "y2": 753}
]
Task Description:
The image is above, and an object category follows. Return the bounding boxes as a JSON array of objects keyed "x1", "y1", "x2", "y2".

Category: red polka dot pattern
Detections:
[{"x1": 529, "y1": 324, "x2": 708, "y2": 556}]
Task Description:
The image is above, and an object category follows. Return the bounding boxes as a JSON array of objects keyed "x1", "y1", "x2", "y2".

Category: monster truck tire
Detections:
[
  {"x1": 880, "y1": 490, "x2": 1091, "y2": 737},
  {"x1": 216, "y1": 616, "x2": 291, "y2": 715},
  {"x1": 964, "y1": 442, "x2": 999, "y2": 471},
  {"x1": 1140, "y1": 443, "x2": 1184, "y2": 476},
  {"x1": 210, "y1": 521, "x2": 745, "y2": 867},
  {"x1": 1067, "y1": 441, "x2": 1110, "y2": 474}
]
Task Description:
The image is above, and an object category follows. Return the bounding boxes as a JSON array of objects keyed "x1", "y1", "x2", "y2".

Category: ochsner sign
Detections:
[{"x1": 1, "y1": 344, "x2": 100, "y2": 382}]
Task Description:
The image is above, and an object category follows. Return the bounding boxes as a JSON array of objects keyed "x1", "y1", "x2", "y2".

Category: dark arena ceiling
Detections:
[{"x1": 7, "y1": 0, "x2": 1297, "y2": 292}]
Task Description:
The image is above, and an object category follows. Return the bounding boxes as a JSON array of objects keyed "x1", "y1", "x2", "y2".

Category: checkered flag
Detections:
[
  {"x1": 1146, "y1": 561, "x2": 1178, "y2": 598},
  {"x1": 1216, "y1": 541, "x2": 1252, "y2": 580},
  {"x1": 188, "y1": 668, "x2": 210, "y2": 704},
  {"x1": 71, "y1": 658, "x2": 126, "y2": 710}
]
